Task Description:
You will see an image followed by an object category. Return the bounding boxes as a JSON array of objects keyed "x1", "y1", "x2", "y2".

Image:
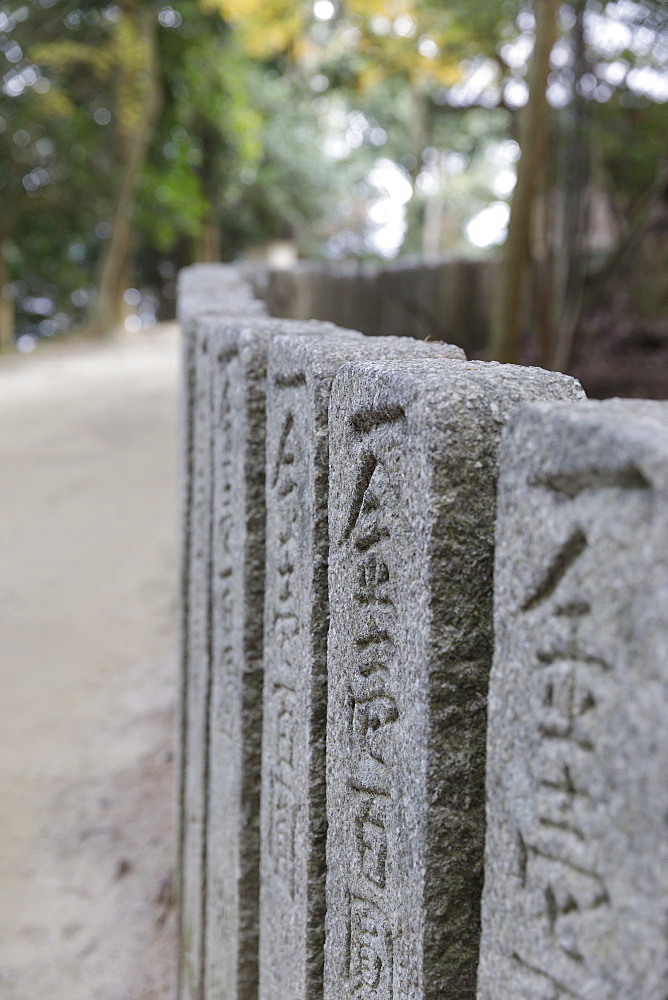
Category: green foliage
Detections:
[
  {"x1": 1, "y1": 0, "x2": 666, "y2": 341},
  {"x1": 137, "y1": 3, "x2": 264, "y2": 253},
  {"x1": 595, "y1": 98, "x2": 667, "y2": 204}
]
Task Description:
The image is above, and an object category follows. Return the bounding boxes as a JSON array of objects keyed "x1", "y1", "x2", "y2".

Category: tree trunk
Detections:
[
  {"x1": 191, "y1": 125, "x2": 225, "y2": 263},
  {"x1": 88, "y1": 6, "x2": 161, "y2": 336},
  {"x1": 551, "y1": 0, "x2": 590, "y2": 371},
  {"x1": 193, "y1": 212, "x2": 221, "y2": 263},
  {"x1": 422, "y1": 155, "x2": 444, "y2": 259},
  {"x1": 490, "y1": 0, "x2": 559, "y2": 363},
  {"x1": 0, "y1": 241, "x2": 15, "y2": 353}
]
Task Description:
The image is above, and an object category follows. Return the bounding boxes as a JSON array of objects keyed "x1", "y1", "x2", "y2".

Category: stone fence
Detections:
[{"x1": 176, "y1": 263, "x2": 668, "y2": 1000}]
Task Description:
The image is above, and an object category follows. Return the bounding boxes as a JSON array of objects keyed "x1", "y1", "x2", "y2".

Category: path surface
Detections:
[{"x1": 0, "y1": 327, "x2": 180, "y2": 999}]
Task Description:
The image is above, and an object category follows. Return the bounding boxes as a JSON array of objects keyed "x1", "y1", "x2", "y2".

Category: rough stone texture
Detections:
[
  {"x1": 177, "y1": 265, "x2": 265, "y2": 1000},
  {"x1": 177, "y1": 268, "x2": 266, "y2": 356},
  {"x1": 190, "y1": 317, "x2": 356, "y2": 1000},
  {"x1": 477, "y1": 399, "x2": 668, "y2": 1000},
  {"x1": 178, "y1": 262, "x2": 265, "y2": 310},
  {"x1": 178, "y1": 319, "x2": 216, "y2": 1000},
  {"x1": 324, "y1": 359, "x2": 584, "y2": 1000},
  {"x1": 259, "y1": 336, "x2": 465, "y2": 1000}
]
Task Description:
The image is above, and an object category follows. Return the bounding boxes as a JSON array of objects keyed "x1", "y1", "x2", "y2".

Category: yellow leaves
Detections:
[
  {"x1": 199, "y1": 0, "x2": 464, "y2": 83},
  {"x1": 427, "y1": 58, "x2": 461, "y2": 87},
  {"x1": 111, "y1": 16, "x2": 154, "y2": 136},
  {"x1": 246, "y1": 17, "x2": 302, "y2": 59},
  {"x1": 346, "y1": 0, "x2": 412, "y2": 17},
  {"x1": 201, "y1": 0, "x2": 264, "y2": 20},
  {"x1": 32, "y1": 41, "x2": 114, "y2": 79},
  {"x1": 201, "y1": 0, "x2": 307, "y2": 58},
  {"x1": 350, "y1": 32, "x2": 457, "y2": 91},
  {"x1": 35, "y1": 87, "x2": 78, "y2": 119},
  {"x1": 196, "y1": 0, "x2": 467, "y2": 92},
  {"x1": 291, "y1": 35, "x2": 318, "y2": 63},
  {"x1": 112, "y1": 17, "x2": 146, "y2": 77},
  {"x1": 354, "y1": 61, "x2": 386, "y2": 93},
  {"x1": 35, "y1": 13, "x2": 157, "y2": 140}
]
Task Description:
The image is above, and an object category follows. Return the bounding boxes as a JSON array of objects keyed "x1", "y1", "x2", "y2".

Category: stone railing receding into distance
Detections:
[{"x1": 176, "y1": 263, "x2": 668, "y2": 1000}]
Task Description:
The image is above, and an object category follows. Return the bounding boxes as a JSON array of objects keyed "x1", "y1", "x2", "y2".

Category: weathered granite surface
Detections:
[
  {"x1": 178, "y1": 319, "x2": 215, "y2": 1000},
  {"x1": 177, "y1": 263, "x2": 264, "y2": 312},
  {"x1": 324, "y1": 359, "x2": 584, "y2": 1000},
  {"x1": 259, "y1": 336, "x2": 465, "y2": 1000},
  {"x1": 177, "y1": 266, "x2": 265, "y2": 1000},
  {"x1": 477, "y1": 399, "x2": 668, "y2": 1000},
  {"x1": 196, "y1": 318, "x2": 356, "y2": 1000}
]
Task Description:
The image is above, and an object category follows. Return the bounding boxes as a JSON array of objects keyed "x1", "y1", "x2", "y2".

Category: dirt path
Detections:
[{"x1": 0, "y1": 327, "x2": 180, "y2": 999}]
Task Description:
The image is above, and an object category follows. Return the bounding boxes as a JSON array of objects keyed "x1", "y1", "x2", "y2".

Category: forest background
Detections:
[{"x1": 1, "y1": 0, "x2": 666, "y2": 369}]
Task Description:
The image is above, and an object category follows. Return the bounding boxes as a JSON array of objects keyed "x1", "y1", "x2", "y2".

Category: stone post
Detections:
[
  {"x1": 177, "y1": 266, "x2": 265, "y2": 1000},
  {"x1": 259, "y1": 335, "x2": 465, "y2": 1000},
  {"x1": 478, "y1": 399, "x2": 668, "y2": 1000},
  {"x1": 196, "y1": 318, "x2": 355, "y2": 1000},
  {"x1": 324, "y1": 359, "x2": 584, "y2": 1000}
]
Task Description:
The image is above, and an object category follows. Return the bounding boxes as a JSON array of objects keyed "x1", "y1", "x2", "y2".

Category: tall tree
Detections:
[
  {"x1": 91, "y1": 3, "x2": 161, "y2": 334},
  {"x1": 550, "y1": 0, "x2": 589, "y2": 371},
  {"x1": 490, "y1": 0, "x2": 560, "y2": 364},
  {"x1": 22, "y1": 0, "x2": 163, "y2": 334}
]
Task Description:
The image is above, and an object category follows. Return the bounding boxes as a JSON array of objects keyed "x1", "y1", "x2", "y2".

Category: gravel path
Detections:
[{"x1": 0, "y1": 327, "x2": 180, "y2": 999}]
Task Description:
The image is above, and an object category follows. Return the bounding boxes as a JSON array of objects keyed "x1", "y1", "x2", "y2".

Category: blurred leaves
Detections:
[{"x1": 0, "y1": 0, "x2": 666, "y2": 344}]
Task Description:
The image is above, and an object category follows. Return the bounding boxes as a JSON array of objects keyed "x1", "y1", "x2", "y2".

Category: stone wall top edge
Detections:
[
  {"x1": 499, "y1": 397, "x2": 668, "y2": 487},
  {"x1": 268, "y1": 330, "x2": 465, "y2": 374},
  {"x1": 505, "y1": 395, "x2": 668, "y2": 431},
  {"x1": 203, "y1": 316, "x2": 361, "y2": 339},
  {"x1": 177, "y1": 261, "x2": 246, "y2": 287},
  {"x1": 178, "y1": 299, "x2": 267, "y2": 325},
  {"x1": 329, "y1": 356, "x2": 584, "y2": 397}
]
